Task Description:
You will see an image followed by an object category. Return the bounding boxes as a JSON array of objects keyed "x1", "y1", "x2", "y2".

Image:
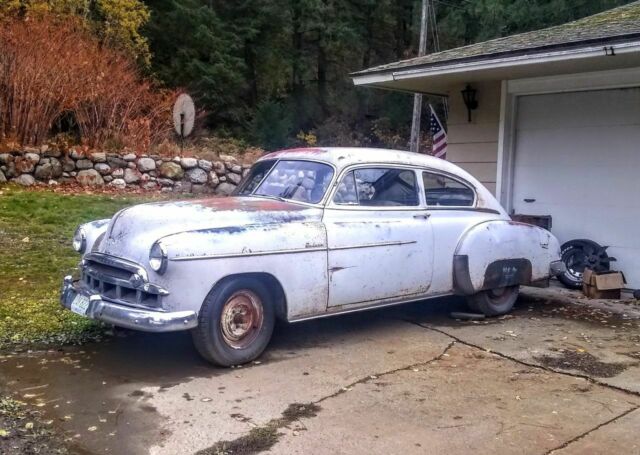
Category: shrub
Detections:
[
  {"x1": 250, "y1": 100, "x2": 293, "y2": 151},
  {"x1": 0, "y1": 15, "x2": 173, "y2": 151}
]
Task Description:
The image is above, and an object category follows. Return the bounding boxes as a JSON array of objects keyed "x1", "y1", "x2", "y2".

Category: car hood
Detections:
[{"x1": 100, "y1": 196, "x2": 323, "y2": 265}]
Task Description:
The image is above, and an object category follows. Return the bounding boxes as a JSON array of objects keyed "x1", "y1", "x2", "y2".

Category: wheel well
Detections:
[{"x1": 210, "y1": 273, "x2": 288, "y2": 321}]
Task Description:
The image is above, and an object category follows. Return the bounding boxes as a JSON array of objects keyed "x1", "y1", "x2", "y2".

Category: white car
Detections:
[{"x1": 61, "y1": 148, "x2": 565, "y2": 366}]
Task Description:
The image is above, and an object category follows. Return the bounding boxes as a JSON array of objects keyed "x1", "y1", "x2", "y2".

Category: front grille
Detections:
[{"x1": 81, "y1": 258, "x2": 161, "y2": 308}]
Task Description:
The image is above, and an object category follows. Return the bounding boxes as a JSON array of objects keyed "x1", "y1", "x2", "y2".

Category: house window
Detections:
[
  {"x1": 422, "y1": 172, "x2": 475, "y2": 207},
  {"x1": 334, "y1": 168, "x2": 419, "y2": 207}
]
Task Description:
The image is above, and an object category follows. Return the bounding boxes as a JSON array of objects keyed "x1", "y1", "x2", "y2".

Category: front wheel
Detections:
[
  {"x1": 466, "y1": 286, "x2": 519, "y2": 316},
  {"x1": 192, "y1": 277, "x2": 275, "y2": 367}
]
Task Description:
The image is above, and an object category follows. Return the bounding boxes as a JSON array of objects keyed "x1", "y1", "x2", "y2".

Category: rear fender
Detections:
[{"x1": 452, "y1": 220, "x2": 560, "y2": 295}]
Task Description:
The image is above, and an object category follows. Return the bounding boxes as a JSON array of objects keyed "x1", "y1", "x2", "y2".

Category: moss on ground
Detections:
[{"x1": 0, "y1": 187, "x2": 158, "y2": 348}]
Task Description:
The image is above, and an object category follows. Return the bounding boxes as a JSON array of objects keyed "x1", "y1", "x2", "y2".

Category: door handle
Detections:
[
  {"x1": 413, "y1": 214, "x2": 430, "y2": 220},
  {"x1": 524, "y1": 198, "x2": 536, "y2": 203}
]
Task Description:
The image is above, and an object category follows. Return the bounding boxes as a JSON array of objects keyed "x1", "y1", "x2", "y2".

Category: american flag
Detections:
[{"x1": 429, "y1": 104, "x2": 447, "y2": 159}]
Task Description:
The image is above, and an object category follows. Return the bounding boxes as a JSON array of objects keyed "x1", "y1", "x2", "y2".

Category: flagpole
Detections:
[{"x1": 410, "y1": 0, "x2": 430, "y2": 153}]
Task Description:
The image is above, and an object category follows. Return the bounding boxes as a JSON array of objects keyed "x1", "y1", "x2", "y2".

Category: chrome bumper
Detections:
[
  {"x1": 60, "y1": 276, "x2": 198, "y2": 332},
  {"x1": 550, "y1": 260, "x2": 567, "y2": 276}
]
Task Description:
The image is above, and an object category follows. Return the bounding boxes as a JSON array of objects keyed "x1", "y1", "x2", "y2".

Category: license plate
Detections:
[{"x1": 71, "y1": 294, "x2": 90, "y2": 316}]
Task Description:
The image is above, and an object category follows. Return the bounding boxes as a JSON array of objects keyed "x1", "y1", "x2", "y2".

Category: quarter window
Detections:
[
  {"x1": 334, "y1": 168, "x2": 419, "y2": 207},
  {"x1": 422, "y1": 172, "x2": 475, "y2": 207}
]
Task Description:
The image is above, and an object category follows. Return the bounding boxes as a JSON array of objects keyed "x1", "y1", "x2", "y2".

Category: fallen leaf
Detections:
[
  {"x1": 22, "y1": 237, "x2": 30, "y2": 243},
  {"x1": 87, "y1": 426, "x2": 98, "y2": 432},
  {"x1": 0, "y1": 429, "x2": 9, "y2": 437},
  {"x1": 25, "y1": 422, "x2": 34, "y2": 430}
]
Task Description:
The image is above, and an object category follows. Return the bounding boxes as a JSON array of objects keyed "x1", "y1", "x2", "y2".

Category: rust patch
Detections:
[{"x1": 262, "y1": 148, "x2": 327, "y2": 159}]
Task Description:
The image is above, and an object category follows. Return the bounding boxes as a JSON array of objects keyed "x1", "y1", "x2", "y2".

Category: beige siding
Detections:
[{"x1": 446, "y1": 81, "x2": 501, "y2": 194}]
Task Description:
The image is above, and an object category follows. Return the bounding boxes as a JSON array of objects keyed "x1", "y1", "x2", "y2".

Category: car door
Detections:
[{"x1": 323, "y1": 165, "x2": 434, "y2": 308}]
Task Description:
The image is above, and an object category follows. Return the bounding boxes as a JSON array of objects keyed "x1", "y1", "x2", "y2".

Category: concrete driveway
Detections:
[{"x1": 2, "y1": 286, "x2": 640, "y2": 454}]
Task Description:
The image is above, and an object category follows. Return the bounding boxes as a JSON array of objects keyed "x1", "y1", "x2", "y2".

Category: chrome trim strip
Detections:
[
  {"x1": 84, "y1": 252, "x2": 149, "y2": 281},
  {"x1": 329, "y1": 240, "x2": 417, "y2": 251},
  {"x1": 171, "y1": 246, "x2": 327, "y2": 262},
  {"x1": 171, "y1": 240, "x2": 415, "y2": 262}
]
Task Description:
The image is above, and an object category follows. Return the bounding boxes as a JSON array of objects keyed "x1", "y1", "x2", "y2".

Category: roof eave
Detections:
[{"x1": 352, "y1": 33, "x2": 640, "y2": 86}]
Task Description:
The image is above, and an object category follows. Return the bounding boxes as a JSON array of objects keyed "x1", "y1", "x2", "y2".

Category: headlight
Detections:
[
  {"x1": 72, "y1": 226, "x2": 86, "y2": 253},
  {"x1": 149, "y1": 242, "x2": 168, "y2": 274}
]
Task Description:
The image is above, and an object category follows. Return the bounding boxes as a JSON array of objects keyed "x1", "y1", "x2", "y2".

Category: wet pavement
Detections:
[{"x1": 2, "y1": 286, "x2": 640, "y2": 454}]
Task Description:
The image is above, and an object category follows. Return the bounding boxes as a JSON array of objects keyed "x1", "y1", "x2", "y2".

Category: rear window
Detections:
[
  {"x1": 334, "y1": 168, "x2": 419, "y2": 207},
  {"x1": 422, "y1": 172, "x2": 475, "y2": 207}
]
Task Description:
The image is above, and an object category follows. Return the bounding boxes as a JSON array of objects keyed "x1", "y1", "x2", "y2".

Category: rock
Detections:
[
  {"x1": 172, "y1": 156, "x2": 181, "y2": 163},
  {"x1": 173, "y1": 181, "x2": 192, "y2": 193},
  {"x1": 90, "y1": 152, "x2": 106, "y2": 162},
  {"x1": 123, "y1": 153, "x2": 137, "y2": 161},
  {"x1": 219, "y1": 154, "x2": 237, "y2": 163},
  {"x1": 0, "y1": 153, "x2": 13, "y2": 165},
  {"x1": 103, "y1": 175, "x2": 113, "y2": 183},
  {"x1": 137, "y1": 157, "x2": 156, "y2": 172},
  {"x1": 127, "y1": 162, "x2": 136, "y2": 169},
  {"x1": 15, "y1": 153, "x2": 40, "y2": 173},
  {"x1": 242, "y1": 169, "x2": 250, "y2": 178},
  {"x1": 0, "y1": 169, "x2": 6, "y2": 183},
  {"x1": 94, "y1": 163, "x2": 111, "y2": 175},
  {"x1": 62, "y1": 158, "x2": 76, "y2": 172},
  {"x1": 110, "y1": 178, "x2": 126, "y2": 189},
  {"x1": 14, "y1": 174, "x2": 36, "y2": 186},
  {"x1": 191, "y1": 184, "x2": 208, "y2": 194},
  {"x1": 209, "y1": 172, "x2": 220, "y2": 186},
  {"x1": 181, "y1": 157, "x2": 198, "y2": 169},
  {"x1": 161, "y1": 187, "x2": 173, "y2": 193},
  {"x1": 69, "y1": 149, "x2": 83, "y2": 159},
  {"x1": 76, "y1": 169, "x2": 104, "y2": 186},
  {"x1": 216, "y1": 182, "x2": 237, "y2": 195},
  {"x1": 48, "y1": 179, "x2": 59, "y2": 186},
  {"x1": 5, "y1": 163, "x2": 16, "y2": 178},
  {"x1": 187, "y1": 167, "x2": 208, "y2": 184},
  {"x1": 112, "y1": 168, "x2": 124, "y2": 178},
  {"x1": 213, "y1": 161, "x2": 226, "y2": 175},
  {"x1": 140, "y1": 172, "x2": 151, "y2": 182},
  {"x1": 158, "y1": 178, "x2": 175, "y2": 187},
  {"x1": 219, "y1": 175, "x2": 227, "y2": 182},
  {"x1": 123, "y1": 168, "x2": 141, "y2": 184},
  {"x1": 43, "y1": 147, "x2": 62, "y2": 158},
  {"x1": 198, "y1": 160, "x2": 213, "y2": 171},
  {"x1": 155, "y1": 160, "x2": 163, "y2": 168},
  {"x1": 107, "y1": 157, "x2": 127, "y2": 169},
  {"x1": 142, "y1": 181, "x2": 158, "y2": 191},
  {"x1": 231, "y1": 164, "x2": 243, "y2": 174},
  {"x1": 159, "y1": 162, "x2": 184, "y2": 180},
  {"x1": 148, "y1": 171, "x2": 157, "y2": 178},
  {"x1": 76, "y1": 159, "x2": 93, "y2": 170},
  {"x1": 227, "y1": 172, "x2": 242, "y2": 185},
  {"x1": 70, "y1": 171, "x2": 77, "y2": 177},
  {"x1": 34, "y1": 158, "x2": 63, "y2": 180}
]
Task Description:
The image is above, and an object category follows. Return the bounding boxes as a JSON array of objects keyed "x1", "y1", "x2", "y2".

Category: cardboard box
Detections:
[{"x1": 582, "y1": 268, "x2": 626, "y2": 299}]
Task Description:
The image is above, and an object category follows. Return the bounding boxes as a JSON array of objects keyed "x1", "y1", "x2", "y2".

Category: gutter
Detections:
[{"x1": 352, "y1": 38, "x2": 640, "y2": 86}]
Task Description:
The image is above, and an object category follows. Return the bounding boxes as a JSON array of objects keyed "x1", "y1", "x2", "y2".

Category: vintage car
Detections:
[{"x1": 61, "y1": 148, "x2": 565, "y2": 366}]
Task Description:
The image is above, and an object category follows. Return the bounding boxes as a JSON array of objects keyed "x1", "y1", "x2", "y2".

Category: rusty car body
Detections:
[{"x1": 61, "y1": 147, "x2": 565, "y2": 365}]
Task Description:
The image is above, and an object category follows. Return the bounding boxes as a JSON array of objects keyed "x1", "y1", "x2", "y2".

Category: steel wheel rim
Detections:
[{"x1": 220, "y1": 290, "x2": 264, "y2": 350}]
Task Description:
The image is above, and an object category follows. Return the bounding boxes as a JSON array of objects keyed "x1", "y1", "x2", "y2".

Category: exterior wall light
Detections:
[{"x1": 461, "y1": 84, "x2": 478, "y2": 122}]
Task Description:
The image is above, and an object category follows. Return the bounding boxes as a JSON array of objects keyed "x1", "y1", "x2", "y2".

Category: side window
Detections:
[
  {"x1": 422, "y1": 172, "x2": 475, "y2": 207},
  {"x1": 334, "y1": 168, "x2": 419, "y2": 207}
]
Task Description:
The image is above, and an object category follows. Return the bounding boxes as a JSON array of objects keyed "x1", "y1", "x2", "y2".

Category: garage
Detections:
[{"x1": 512, "y1": 87, "x2": 640, "y2": 287}]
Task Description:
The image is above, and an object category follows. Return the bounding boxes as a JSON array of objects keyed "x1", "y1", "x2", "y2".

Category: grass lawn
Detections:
[{"x1": 0, "y1": 187, "x2": 161, "y2": 348}]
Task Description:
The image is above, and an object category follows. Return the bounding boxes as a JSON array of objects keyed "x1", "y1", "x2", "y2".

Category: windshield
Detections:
[{"x1": 237, "y1": 160, "x2": 334, "y2": 204}]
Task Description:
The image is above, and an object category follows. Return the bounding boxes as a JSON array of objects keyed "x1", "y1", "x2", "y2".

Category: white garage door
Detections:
[{"x1": 513, "y1": 87, "x2": 640, "y2": 288}]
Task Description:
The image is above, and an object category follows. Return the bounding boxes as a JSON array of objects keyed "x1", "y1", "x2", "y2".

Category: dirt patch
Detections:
[
  {"x1": 196, "y1": 403, "x2": 321, "y2": 455},
  {"x1": 536, "y1": 350, "x2": 629, "y2": 378},
  {"x1": 0, "y1": 395, "x2": 71, "y2": 455}
]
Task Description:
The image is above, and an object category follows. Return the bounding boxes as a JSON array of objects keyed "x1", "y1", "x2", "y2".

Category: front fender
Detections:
[{"x1": 452, "y1": 220, "x2": 561, "y2": 295}]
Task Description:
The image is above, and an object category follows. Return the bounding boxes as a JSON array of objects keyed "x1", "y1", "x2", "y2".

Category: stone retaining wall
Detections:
[{"x1": 0, "y1": 147, "x2": 252, "y2": 194}]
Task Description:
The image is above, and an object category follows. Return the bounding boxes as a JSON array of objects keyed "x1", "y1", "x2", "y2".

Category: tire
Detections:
[
  {"x1": 466, "y1": 286, "x2": 519, "y2": 317},
  {"x1": 192, "y1": 277, "x2": 275, "y2": 367},
  {"x1": 557, "y1": 239, "x2": 610, "y2": 290}
]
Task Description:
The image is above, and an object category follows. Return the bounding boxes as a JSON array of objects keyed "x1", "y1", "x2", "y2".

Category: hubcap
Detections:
[{"x1": 220, "y1": 290, "x2": 264, "y2": 350}]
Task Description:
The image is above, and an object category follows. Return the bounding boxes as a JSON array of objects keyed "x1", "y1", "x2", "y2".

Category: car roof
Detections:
[{"x1": 259, "y1": 147, "x2": 506, "y2": 214}]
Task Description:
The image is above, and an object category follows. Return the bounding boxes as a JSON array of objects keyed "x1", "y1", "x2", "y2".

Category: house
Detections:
[{"x1": 352, "y1": 1, "x2": 640, "y2": 289}]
